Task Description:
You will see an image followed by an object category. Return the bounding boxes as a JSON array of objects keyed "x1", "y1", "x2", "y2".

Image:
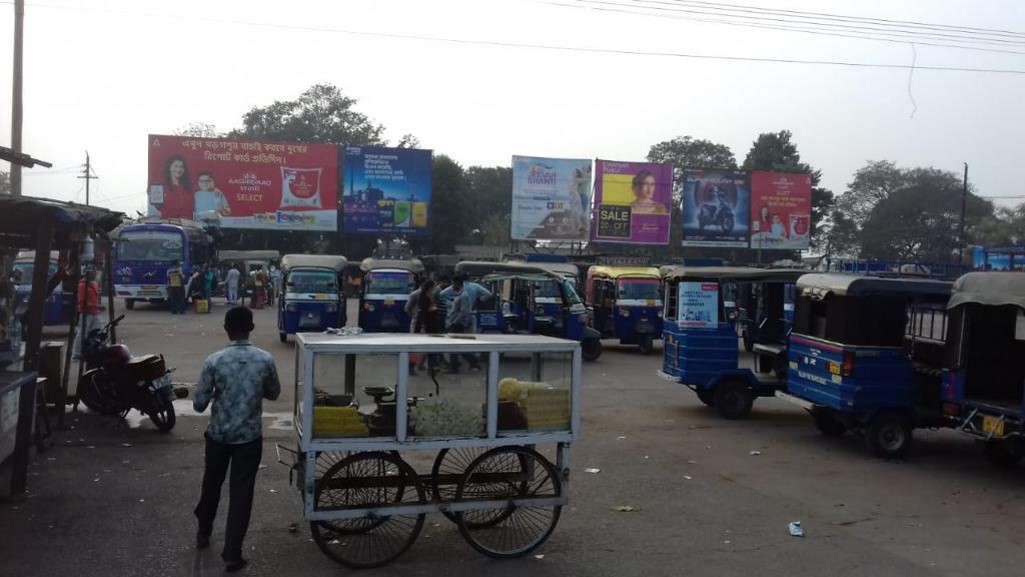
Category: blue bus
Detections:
[{"x1": 111, "y1": 220, "x2": 214, "y2": 309}]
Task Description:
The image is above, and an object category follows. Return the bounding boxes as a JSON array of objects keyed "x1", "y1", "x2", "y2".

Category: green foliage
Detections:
[
  {"x1": 425, "y1": 155, "x2": 467, "y2": 253},
  {"x1": 229, "y1": 84, "x2": 385, "y2": 146},
  {"x1": 0, "y1": 170, "x2": 9, "y2": 195}
]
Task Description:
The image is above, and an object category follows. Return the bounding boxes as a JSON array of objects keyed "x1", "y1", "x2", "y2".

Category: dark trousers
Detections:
[
  {"x1": 194, "y1": 435, "x2": 263, "y2": 562},
  {"x1": 168, "y1": 286, "x2": 186, "y2": 314}
]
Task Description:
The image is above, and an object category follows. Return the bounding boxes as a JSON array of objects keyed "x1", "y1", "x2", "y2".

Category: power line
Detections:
[{"x1": 16, "y1": 1, "x2": 1025, "y2": 75}]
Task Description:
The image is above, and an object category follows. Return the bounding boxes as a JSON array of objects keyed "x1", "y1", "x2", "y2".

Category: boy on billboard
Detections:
[{"x1": 194, "y1": 171, "x2": 231, "y2": 220}]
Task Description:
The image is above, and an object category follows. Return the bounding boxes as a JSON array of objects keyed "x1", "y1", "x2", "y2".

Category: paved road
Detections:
[{"x1": 1, "y1": 300, "x2": 1023, "y2": 576}]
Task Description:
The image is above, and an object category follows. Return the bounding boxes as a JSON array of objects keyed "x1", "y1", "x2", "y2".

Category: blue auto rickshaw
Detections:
[
  {"x1": 660, "y1": 266, "x2": 805, "y2": 419},
  {"x1": 585, "y1": 266, "x2": 663, "y2": 354},
  {"x1": 357, "y1": 258, "x2": 423, "y2": 332},
  {"x1": 454, "y1": 261, "x2": 603, "y2": 360},
  {"x1": 941, "y1": 272, "x2": 1025, "y2": 467},
  {"x1": 278, "y1": 254, "x2": 347, "y2": 343},
  {"x1": 776, "y1": 273, "x2": 952, "y2": 459}
]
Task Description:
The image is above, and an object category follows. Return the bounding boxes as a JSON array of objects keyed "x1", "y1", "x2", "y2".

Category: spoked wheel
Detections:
[
  {"x1": 431, "y1": 448, "x2": 486, "y2": 524},
  {"x1": 455, "y1": 446, "x2": 562, "y2": 559},
  {"x1": 78, "y1": 373, "x2": 123, "y2": 417},
  {"x1": 310, "y1": 451, "x2": 425, "y2": 569},
  {"x1": 146, "y1": 396, "x2": 176, "y2": 432}
]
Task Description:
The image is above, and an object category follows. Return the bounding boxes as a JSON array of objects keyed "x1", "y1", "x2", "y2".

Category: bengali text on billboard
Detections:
[
  {"x1": 342, "y1": 146, "x2": 432, "y2": 234},
  {"x1": 591, "y1": 160, "x2": 672, "y2": 245},
  {"x1": 750, "y1": 171, "x2": 812, "y2": 250},
  {"x1": 681, "y1": 169, "x2": 750, "y2": 247},
  {"x1": 511, "y1": 156, "x2": 592, "y2": 241},
  {"x1": 147, "y1": 134, "x2": 338, "y2": 231}
]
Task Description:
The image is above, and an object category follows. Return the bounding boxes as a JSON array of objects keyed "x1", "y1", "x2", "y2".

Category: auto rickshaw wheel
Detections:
[
  {"x1": 279, "y1": 331, "x2": 287, "y2": 343},
  {"x1": 695, "y1": 388, "x2": 715, "y2": 407},
  {"x1": 582, "y1": 339, "x2": 602, "y2": 361},
  {"x1": 983, "y1": 439, "x2": 1023, "y2": 469},
  {"x1": 713, "y1": 380, "x2": 753, "y2": 420},
  {"x1": 865, "y1": 411, "x2": 913, "y2": 459},
  {"x1": 639, "y1": 335, "x2": 654, "y2": 355},
  {"x1": 125, "y1": 299, "x2": 135, "y2": 310},
  {"x1": 812, "y1": 410, "x2": 847, "y2": 437}
]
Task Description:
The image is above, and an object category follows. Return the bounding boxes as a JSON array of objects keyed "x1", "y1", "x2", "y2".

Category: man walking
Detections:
[
  {"x1": 445, "y1": 279, "x2": 481, "y2": 372},
  {"x1": 193, "y1": 307, "x2": 281, "y2": 572},
  {"x1": 225, "y1": 265, "x2": 241, "y2": 306},
  {"x1": 167, "y1": 260, "x2": 186, "y2": 314},
  {"x1": 440, "y1": 274, "x2": 492, "y2": 334},
  {"x1": 73, "y1": 268, "x2": 104, "y2": 358}
]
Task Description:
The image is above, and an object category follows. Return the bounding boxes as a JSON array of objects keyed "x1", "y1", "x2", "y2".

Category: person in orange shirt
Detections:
[{"x1": 74, "y1": 269, "x2": 105, "y2": 358}]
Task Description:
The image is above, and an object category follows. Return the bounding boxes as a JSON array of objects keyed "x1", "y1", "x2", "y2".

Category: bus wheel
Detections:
[
  {"x1": 714, "y1": 380, "x2": 753, "y2": 420},
  {"x1": 865, "y1": 412, "x2": 913, "y2": 459},
  {"x1": 125, "y1": 299, "x2": 135, "y2": 310}
]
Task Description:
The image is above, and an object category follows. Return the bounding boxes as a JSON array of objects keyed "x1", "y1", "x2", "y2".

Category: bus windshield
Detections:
[
  {"x1": 366, "y1": 271, "x2": 416, "y2": 295},
  {"x1": 117, "y1": 230, "x2": 185, "y2": 262},
  {"x1": 288, "y1": 270, "x2": 338, "y2": 294},
  {"x1": 617, "y1": 278, "x2": 661, "y2": 301}
]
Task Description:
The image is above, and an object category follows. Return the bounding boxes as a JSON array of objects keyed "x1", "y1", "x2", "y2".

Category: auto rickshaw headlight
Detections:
[
  {"x1": 364, "y1": 303, "x2": 376, "y2": 312},
  {"x1": 285, "y1": 303, "x2": 297, "y2": 313},
  {"x1": 619, "y1": 309, "x2": 630, "y2": 318},
  {"x1": 324, "y1": 302, "x2": 337, "y2": 313}
]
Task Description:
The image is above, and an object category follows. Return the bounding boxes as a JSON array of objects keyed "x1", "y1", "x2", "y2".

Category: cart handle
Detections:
[{"x1": 275, "y1": 443, "x2": 300, "y2": 470}]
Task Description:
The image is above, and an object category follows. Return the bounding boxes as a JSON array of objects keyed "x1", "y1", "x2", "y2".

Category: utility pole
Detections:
[
  {"x1": 77, "y1": 151, "x2": 98, "y2": 205},
  {"x1": 958, "y1": 163, "x2": 968, "y2": 264},
  {"x1": 10, "y1": 0, "x2": 25, "y2": 196}
]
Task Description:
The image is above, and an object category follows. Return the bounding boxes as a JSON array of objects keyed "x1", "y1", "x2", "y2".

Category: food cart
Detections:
[{"x1": 281, "y1": 332, "x2": 581, "y2": 568}]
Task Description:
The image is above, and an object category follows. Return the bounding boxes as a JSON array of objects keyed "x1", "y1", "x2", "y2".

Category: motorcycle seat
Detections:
[{"x1": 127, "y1": 354, "x2": 162, "y2": 368}]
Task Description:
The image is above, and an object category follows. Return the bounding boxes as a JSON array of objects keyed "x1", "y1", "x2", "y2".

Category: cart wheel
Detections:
[
  {"x1": 431, "y1": 448, "x2": 486, "y2": 523},
  {"x1": 311, "y1": 451, "x2": 426, "y2": 569},
  {"x1": 695, "y1": 388, "x2": 715, "y2": 407},
  {"x1": 865, "y1": 411, "x2": 913, "y2": 459},
  {"x1": 639, "y1": 335, "x2": 654, "y2": 355},
  {"x1": 812, "y1": 410, "x2": 847, "y2": 437},
  {"x1": 983, "y1": 439, "x2": 1023, "y2": 469},
  {"x1": 455, "y1": 446, "x2": 562, "y2": 559},
  {"x1": 713, "y1": 380, "x2": 754, "y2": 420}
]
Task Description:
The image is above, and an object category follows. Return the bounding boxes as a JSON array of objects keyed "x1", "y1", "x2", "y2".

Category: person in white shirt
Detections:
[{"x1": 225, "y1": 265, "x2": 241, "y2": 306}]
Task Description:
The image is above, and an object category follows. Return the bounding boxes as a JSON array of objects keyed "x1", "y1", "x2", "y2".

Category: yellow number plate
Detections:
[
  {"x1": 384, "y1": 299, "x2": 395, "y2": 306},
  {"x1": 982, "y1": 415, "x2": 1005, "y2": 438},
  {"x1": 828, "y1": 361, "x2": 841, "y2": 375}
]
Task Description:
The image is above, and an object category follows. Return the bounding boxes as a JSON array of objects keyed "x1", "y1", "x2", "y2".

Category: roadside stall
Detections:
[{"x1": 280, "y1": 332, "x2": 580, "y2": 568}]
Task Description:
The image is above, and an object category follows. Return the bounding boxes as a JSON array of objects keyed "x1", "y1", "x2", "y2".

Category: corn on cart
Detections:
[{"x1": 280, "y1": 332, "x2": 581, "y2": 569}]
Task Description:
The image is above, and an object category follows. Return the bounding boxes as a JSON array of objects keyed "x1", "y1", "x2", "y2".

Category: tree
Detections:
[
  {"x1": 463, "y1": 166, "x2": 513, "y2": 241},
  {"x1": 742, "y1": 130, "x2": 834, "y2": 247},
  {"x1": 396, "y1": 134, "x2": 421, "y2": 149},
  {"x1": 0, "y1": 170, "x2": 9, "y2": 195},
  {"x1": 833, "y1": 160, "x2": 905, "y2": 229},
  {"x1": 174, "y1": 122, "x2": 222, "y2": 138},
  {"x1": 424, "y1": 155, "x2": 467, "y2": 253},
  {"x1": 229, "y1": 84, "x2": 385, "y2": 145}
]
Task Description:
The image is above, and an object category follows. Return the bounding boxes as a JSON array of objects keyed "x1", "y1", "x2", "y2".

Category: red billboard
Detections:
[
  {"x1": 147, "y1": 135, "x2": 338, "y2": 231},
  {"x1": 750, "y1": 171, "x2": 812, "y2": 250}
]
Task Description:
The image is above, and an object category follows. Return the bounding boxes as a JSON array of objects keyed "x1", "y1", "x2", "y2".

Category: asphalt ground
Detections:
[{"x1": 1, "y1": 299, "x2": 1023, "y2": 576}]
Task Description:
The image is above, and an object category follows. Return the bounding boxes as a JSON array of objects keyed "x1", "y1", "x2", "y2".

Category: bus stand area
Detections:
[{"x1": 0, "y1": 195, "x2": 122, "y2": 497}]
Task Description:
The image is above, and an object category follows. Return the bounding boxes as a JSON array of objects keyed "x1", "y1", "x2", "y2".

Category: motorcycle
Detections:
[
  {"x1": 697, "y1": 194, "x2": 736, "y2": 234},
  {"x1": 77, "y1": 314, "x2": 180, "y2": 432}
]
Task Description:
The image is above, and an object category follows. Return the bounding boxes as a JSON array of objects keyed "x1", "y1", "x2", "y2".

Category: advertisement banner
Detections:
[
  {"x1": 750, "y1": 171, "x2": 812, "y2": 250},
  {"x1": 591, "y1": 160, "x2": 672, "y2": 245},
  {"x1": 511, "y1": 156, "x2": 592, "y2": 241},
  {"x1": 147, "y1": 134, "x2": 338, "y2": 231},
  {"x1": 677, "y1": 281, "x2": 719, "y2": 328},
  {"x1": 681, "y1": 169, "x2": 750, "y2": 247},
  {"x1": 343, "y1": 146, "x2": 432, "y2": 234}
]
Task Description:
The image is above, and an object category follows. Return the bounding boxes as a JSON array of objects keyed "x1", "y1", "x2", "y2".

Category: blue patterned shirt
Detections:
[{"x1": 194, "y1": 340, "x2": 281, "y2": 444}]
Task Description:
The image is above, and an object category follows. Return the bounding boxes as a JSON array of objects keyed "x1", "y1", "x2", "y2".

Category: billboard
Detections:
[
  {"x1": 681, "y1": 169, "x2": 750, "y2": 247},
  {"x1": 342, "y1": 146, "x2": 432, "y2": 234},
  {"x1": 750, "y1": 171, "x2": 812, "y2": 250},
  {"x1": 591, "y1": 160, "x2": 672, "y2": 245},
  {"x1": 511, "y1": 156, "x2": 592, "y2": 241},
  {"x1": 147, "y1": 135, "x2": 338, "y2": 231}
]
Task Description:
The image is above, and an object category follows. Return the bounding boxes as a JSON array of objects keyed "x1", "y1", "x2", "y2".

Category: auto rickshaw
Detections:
[
  {"x1": 277, "y1": 254, "x2": 347, "y2": 343},
  {"x1": 585, "y1": 266, "x2": 663, "y2": 354},
  {"x1": 659, "y1": 266, "x2": 805, "y2": 419},
  {"x1": 357, "y1": 258, "x2": 424, "y2": 332},
  {"x1": 776, "y1": 273, "x2": 952, "y2": 459},
  {"x1": 454, "y1": 261, "x2": 603, "y2": 361},
  {"x1": 942, "y1": 272, "x2": 1025, "y2": 467}
]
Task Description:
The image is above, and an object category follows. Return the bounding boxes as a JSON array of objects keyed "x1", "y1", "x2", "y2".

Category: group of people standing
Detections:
[
  {"x1": 404, "y1": 274, "x2": 492, "y2": 373},
  {"x1": 165, "y1": 261, "x2": 281, "y2": 314}
]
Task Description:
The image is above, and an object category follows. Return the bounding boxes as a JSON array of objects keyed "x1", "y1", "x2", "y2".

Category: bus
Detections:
[{"x1": 111, "y1": 219, "x2": 215, "y2": 309}]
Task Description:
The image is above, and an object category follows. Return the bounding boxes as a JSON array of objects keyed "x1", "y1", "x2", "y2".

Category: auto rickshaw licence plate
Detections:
[
  {"x1": 384, "y1": 299, "x2": 395, "y2": 305},
  {"x1": 982, "y1": 415, "x2": 1004, "y2": 437}
]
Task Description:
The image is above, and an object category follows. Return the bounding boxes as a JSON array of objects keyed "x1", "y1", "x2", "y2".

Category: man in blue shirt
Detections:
[{"x1": 193, "y1": 306, "x2": 281, "y2": 572}]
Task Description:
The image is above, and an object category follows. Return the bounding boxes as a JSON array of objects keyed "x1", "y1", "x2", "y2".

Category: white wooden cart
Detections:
[{"x1": 281, "y1": 332, "x2": 581, "y2": 569}]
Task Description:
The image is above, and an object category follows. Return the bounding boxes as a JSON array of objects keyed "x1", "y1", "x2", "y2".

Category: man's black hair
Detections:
[{"x1": 224, "y1": 306, "x2": 254, "y2": 333}]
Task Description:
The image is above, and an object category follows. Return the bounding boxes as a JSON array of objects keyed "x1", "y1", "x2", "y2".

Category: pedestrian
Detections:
[
  {"x1": 204, "y1": 266, "x2": 216, "y2": 301},
  {"x1": 166, "y1": 259, "x2": 186, "y2": 314},
  {"x1": 416, "y1": 280, "x2": 444, "y2": 372},
  {"x1": 187, "y1": 269, "x2": 204, "y2": 306},
  {"x1": 193, "y1": 306, "x2": 281, "y2": 572},
  {"x1": 445, "y1": 279, "x2": 481, "y2": 372},
  {"x1": 269, "y1": 266, "x2": 282, "y2": 306},
  {"x1": 251, "y1": 269, "x2": 266, "y2": 310},
  {"x1": 440, "y1": 274, "x2": 492, "y2": 334},
  {"x1": 73, "y1": 268, "x2": 104, "y2": 359},
  {"x1": 225, "y1": 264, "x2": 241, "y2": 306}
]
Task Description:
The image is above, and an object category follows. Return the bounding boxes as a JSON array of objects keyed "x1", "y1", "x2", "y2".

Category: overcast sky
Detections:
[{"x1": 1, "y1": 0, "x2": 1023, "y2": 215}]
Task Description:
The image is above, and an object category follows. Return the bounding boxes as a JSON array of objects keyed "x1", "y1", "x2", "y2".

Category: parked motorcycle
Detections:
[
  {"x1": 77, "y1": 314, "x2": 179, "y2": 432},
  {"x1": 697, "y1": 189, "x2": 736, "y2": 234}
]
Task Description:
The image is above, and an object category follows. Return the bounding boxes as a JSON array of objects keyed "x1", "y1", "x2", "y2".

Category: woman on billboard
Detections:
[
  {"x1": 628, "y1": 170, "x2": 666, "y2": 215},
  {"x1": 157, "y1": 155, "x2": 195, "y2": 219}
]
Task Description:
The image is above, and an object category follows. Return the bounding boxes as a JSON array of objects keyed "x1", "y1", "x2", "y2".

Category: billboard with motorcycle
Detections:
[
  {"x1": 681, "y1": 169, "x2": 750, "y2": 247},
  {"x1": 750, "y1": 171, "x2": 812, "y2": 250}
]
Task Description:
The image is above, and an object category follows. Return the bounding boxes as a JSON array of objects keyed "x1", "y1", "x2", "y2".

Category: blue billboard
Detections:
[{"x1": 343, "y1": 146, "x2": 433, "y2": 234}]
